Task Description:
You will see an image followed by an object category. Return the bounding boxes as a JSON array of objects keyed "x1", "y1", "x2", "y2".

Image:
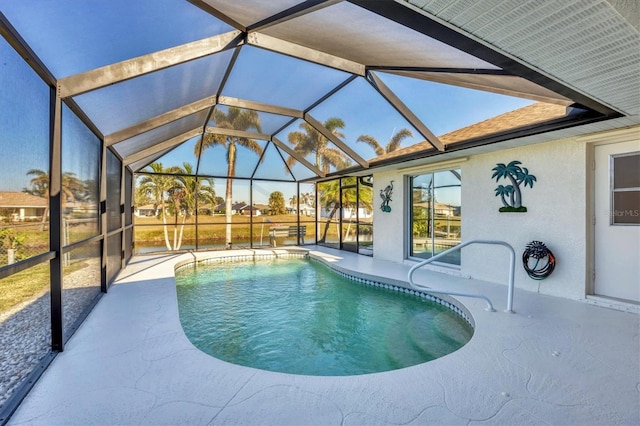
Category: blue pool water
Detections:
[{"x1": 175, "y1": 257, "x2": 473, "y2": 376}]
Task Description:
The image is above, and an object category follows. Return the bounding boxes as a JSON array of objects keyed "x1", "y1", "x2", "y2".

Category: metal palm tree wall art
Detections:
[{"x1": 492, "y1": 161, "x2": 537, "y2": 212}]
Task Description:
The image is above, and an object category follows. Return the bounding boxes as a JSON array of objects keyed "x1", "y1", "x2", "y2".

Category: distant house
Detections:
[
  {"x1": 197, "y1": 204, "x2": 215, "y2": 215},
  {"x1": 299, "y1": 204, "x2": 316, "y2": 217},
  {"x1": 233, "y1": 202, "x2": 262, "y2": 216},
  {"x1": 64, "y1": 200, "x2": 99, "y2": 216},
  {"x1": 321, "y1": 205, "x2": 371, "y2": 219},
  {"x1": 253, "y1": 203, "x2": 269, "y2": 215},
  {"x1": 134, "y1": 204, "x2": 157, "y2": 217},
  {"x1": 434, "y1": 202, "x2": 459, "y2": 217},
  {"x1": 211, "y1": 202, "x2": 225, "y2": 214},
  {"x1": 0, "y1": 192, "x2": 47, "y2": 221},
  {"x1": 210, "y1": 202, "x2": 262, "y2": 216},
  {"x1": 241, "y1": 205, "x2": 262, "y2": 216},
  {"x1": 231, "y1": 202, "x2": 247, "y2": 214}
]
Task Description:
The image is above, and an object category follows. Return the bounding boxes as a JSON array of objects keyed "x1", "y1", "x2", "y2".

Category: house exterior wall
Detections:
[
  {"x1": 373, "y1": 136, "x2": 590, "y2": 301},
  {"x1": 461, "y1": 138, "x2": 587, "y2": 300},
  {"x1": 373, "y1": 170, "x2": 406, "y2": 264}
]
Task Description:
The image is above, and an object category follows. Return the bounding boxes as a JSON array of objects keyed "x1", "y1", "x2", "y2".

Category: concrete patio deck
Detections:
[{"x1": 8, "y1": 247, "x2": 640, "y2": 425}]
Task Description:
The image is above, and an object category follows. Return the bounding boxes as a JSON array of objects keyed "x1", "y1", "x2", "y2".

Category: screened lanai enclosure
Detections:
[{"x1": 0, "y1": 0, "x2": 630, "y2": 420}]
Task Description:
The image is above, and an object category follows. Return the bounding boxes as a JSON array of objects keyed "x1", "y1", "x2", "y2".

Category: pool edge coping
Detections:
[{"x1": 171, "y1": 248, "x2": 475, "y2": 329}]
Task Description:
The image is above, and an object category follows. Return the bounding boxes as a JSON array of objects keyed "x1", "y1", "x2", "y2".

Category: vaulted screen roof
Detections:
[{"x1": 1, "y1": 0, "x2": 636, "y2": 181}]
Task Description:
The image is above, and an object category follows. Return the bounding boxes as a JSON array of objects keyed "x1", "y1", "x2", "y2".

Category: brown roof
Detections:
[
  {"x1": 0, "y1": 192, "x2": 47, "y2": 208},
  {"x1": 373, "y1": 102, "x2": 568, "y2": 162},
  {"x1": 136, "y1": 204, "x2": 156, "y2": 210}
]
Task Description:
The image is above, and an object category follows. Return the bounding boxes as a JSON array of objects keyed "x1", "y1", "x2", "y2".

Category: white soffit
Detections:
[
  {"x1": 262, "y1": 1, "x2": 499, "y2": 69},
  {"x1": 405, "y1": 0, "x2": 640, "y2": 116}
]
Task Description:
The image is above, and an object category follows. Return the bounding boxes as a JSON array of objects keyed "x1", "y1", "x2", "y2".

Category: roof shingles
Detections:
[
  {"x1": 373, "y1": 102, "x2": 568, "y2": 162},
  {"x1": 0, "y1": 192, "x2": 48, "y2": 208}
]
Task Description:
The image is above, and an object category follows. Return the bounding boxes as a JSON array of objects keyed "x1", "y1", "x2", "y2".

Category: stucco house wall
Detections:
[
  {"x1": 461, "y1": 138, "x2": 587, "y2": 300},
  {"x1": 372, "y1": 169, "x2": 406, "y2": 264},
  {"x1": 373, "y1": 136, "x2": 589, "y2": 301}
]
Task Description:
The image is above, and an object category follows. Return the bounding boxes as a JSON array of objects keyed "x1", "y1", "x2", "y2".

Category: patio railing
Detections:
[{"x1": 408, "y1": 239, "x2": 516, "y2": 313}]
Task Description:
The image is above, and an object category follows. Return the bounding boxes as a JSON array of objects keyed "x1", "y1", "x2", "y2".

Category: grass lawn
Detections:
[
  {"x1": 134, "y1": 213, "x2": 318, "y2": 244},
  {"x1": 0, "y1": 256, "x2": 92, "y2": 314},
  {"x1": 0, "y1": 262, "x2": 49, "y2": 314}
]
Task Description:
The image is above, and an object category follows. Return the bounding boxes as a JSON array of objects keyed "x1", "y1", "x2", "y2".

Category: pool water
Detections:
[{"x1": 175, "y1": 257, "x2": 473, "y2": 376}]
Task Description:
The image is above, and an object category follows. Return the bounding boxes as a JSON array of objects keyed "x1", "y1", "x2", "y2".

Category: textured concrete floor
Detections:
[{"x1": 8, "y1": 247, "x2": 640, "y2": 425}]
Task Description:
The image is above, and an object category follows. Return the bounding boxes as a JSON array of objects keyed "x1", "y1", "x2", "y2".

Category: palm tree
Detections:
[
  {"x1": 289, "y1": 195, "x2": 298, "y2": 212},
  {"x1": 356, "y1": 128, "x2": 413, "y2": 156},
  {"x1": 195, "y1": 107, "x2": 262, "y2": 249},
  {"x1": 24, "y1": 169, "x2": 48, "y2": 198},
  {"x1": 165, "y1": 184, "x2": 185, "y2": 249},
  {"x1": 287, "y1": 118, "x2": 350, "y2": 243},
  {"x1": 297, "y1": 191, "x2": 315, "y2": 216},
  {"x1": 343, "y1": 182, "x2": 374, "y2": 241},
  {"x1": 286, "y1": 118, "x2": 351, "y2": 174},
  {"x1": 24, "y1": 169, "x2": 85, "y2": 203},
  {"x1": 23, "y1": 169, "x2": 87, "y2": 230},
  {"x1": 317, "y1": 180, "x2": 341, "y2": 243},
  {"x1": 317, "y1": 179, "x2": 373, "y2": 243},
  {"x1": 137, "y1": 162, "x2": 178, "y2": 250},
  {"x1": 171, "y1": 163, "x2": 215, "y2": 250},
  {"x1": 178, "y1": 164, "x2": 216, "y2": 217},
  {"x1": 62, "y1": 172, "x2": 88, "y2": 206},
  {"x1": 174, "y1": 163, "x2": 216, "y2": 250}
]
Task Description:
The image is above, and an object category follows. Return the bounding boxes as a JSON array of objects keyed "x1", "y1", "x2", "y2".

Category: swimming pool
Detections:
[{"x1": 175, "y1": 254, "x2": 473, "y2": 376}]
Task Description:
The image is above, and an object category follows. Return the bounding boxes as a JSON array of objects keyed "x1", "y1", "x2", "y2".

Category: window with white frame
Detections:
[
  {"x1": 611, "y1": 152, "x2": 640, "y2": 225},
  {"x1": 408, "y1": 169, "x2": 461, "y2": 265}
]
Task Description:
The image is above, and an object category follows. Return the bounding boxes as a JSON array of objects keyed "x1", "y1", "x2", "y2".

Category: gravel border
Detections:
[{"x1": 0, "y1": 259, "x2": 101, "y2": 409}]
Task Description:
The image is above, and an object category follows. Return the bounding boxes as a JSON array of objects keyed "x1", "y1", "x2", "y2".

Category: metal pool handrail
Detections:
[{"x1": 408, "y1": 239, "x2": 516, "y2": 313}]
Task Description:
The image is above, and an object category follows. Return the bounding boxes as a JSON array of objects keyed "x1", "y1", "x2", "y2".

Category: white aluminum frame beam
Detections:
[
  {"x1": 271, "y1": 136, "x2": 325, "y2": 178},
  {"x1": 304, "y1": 113, "x2": 369, "y2": 168},
  {"x1": 127, "y1": 150, "x2": 172, "y2": 173},
  {"x1": 205, "y1": 126, "x2": 271, "y2": 141},
  {"x1": 105, "y1": 96, "x2": 217, "y2": 146},
  {"x1": 381, "y1": 70, "x2": 572, "y2": 106},
  {"x1": 58, "y1": 31, "x2": 243, "y2": 98},
  {"x1": 205, "y1": 126, "x2": 325, "y2": 177},
  {"x1": 123, "y1": 128, "x2": 203, "y2": 166},
  {"x1": 367, "y1": 70, "x2": 444, "y2": 152},
  {"x1": 218, "y1": 96, "x2": 304, "y2": 118}
]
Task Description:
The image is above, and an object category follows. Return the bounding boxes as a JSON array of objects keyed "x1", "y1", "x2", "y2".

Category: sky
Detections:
[{"x1": 1, "y1": 1, "x2": 535, "y2": 206}]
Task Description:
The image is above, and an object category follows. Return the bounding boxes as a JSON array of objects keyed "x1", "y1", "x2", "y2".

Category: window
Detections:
[
  {"x1": 611, "y1": 152, "x2": 640, "y2": 225},
  {"x1": 409, "y1": 169, "x2": 461, "y2": 265}
]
